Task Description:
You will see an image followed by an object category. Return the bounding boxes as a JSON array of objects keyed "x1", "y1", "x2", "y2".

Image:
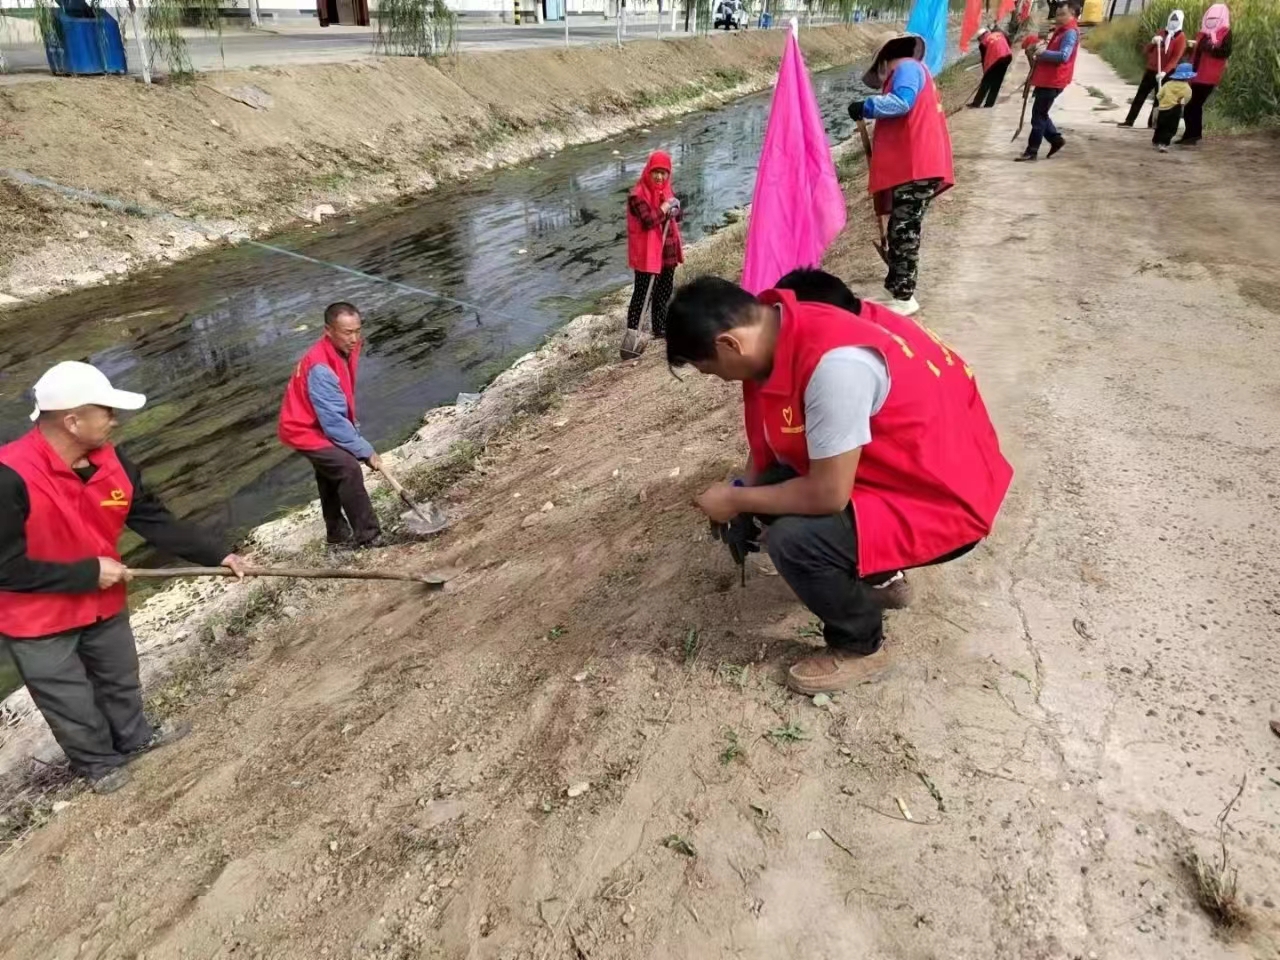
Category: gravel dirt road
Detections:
[{"x1": 1, "y1": 49, "x2": 1277, "y2": 959}]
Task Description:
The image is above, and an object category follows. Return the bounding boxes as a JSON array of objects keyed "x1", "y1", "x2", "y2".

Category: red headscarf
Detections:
[{"x1": 632, "y1": 151, "x2": 676, "y2": 212}]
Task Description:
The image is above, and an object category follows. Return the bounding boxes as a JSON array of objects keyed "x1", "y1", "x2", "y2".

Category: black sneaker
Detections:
[
  {"x1": 1014, "y1": 152, "x2": 1037, "y2": 162},
  {"x1": 1047, "y1": 137, "x2": 1066, "y2": 158},
  {"x1": 1175, "y1": 137, "x2": 1200, "y2": 146},
  {"x1": 128, "y1": 719, "x2": 192, "y2": 760},
  {"x1": 1117, "y1": 121, "x2": 1134, "y2": 128},
  {"x1": 90, "y1": 766, "x2": 132, "y2": 795},
  {"x1": 353, "y1": 534, "x2": 387, "y2": 550}
]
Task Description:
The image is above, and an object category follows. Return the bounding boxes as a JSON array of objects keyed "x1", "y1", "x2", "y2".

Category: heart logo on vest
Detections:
[
  {"x1": 782, "y1": 406, "x2": 793, "y2": 426},
  {"x1": 100, "y1": 488, "x2": 129, "y2": 509}
]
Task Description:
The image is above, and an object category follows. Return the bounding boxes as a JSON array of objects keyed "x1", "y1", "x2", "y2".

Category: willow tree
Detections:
[
  {"x1": 30, "y1": 0, "x2": 223, "y2": 83},
  {"x1": 376, "y1": 0, "x2": 457, "y2": 58}
]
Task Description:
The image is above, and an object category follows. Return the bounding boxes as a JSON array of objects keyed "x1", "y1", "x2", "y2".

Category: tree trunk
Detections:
[{"x1": 126, "y1": 0, "x2": 152, "y2": 85}]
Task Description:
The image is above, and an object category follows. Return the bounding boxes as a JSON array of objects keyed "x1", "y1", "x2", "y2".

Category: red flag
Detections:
[
  {"x1": 997, "y1": 0, "x2": 1016, "y2": 20},
  {"x1": 959, "y1": 0, "x2": 983, "y2": 51}
]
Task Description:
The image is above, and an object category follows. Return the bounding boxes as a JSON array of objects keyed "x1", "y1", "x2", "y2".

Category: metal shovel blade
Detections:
[
  {"x1": 620, "y1": 327, "x2": 647, "y2": 361},
  {"x1": 400, "y1": 501, "x2": 450, "y2": 537}
]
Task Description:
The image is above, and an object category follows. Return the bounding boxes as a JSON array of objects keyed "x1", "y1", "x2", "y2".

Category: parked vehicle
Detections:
[{"x1": 714, "y1": 0, "x2": 749, "y2": 30}]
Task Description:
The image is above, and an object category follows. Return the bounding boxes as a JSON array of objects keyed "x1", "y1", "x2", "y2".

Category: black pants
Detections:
[
  {"x1": 4, "y1": 615, "x2": 152, "y2": 779},
  {"x1": 752, "y1": 466, "x2": 976, "y2": 653},
  {"x1": 1122, "y1": 69, "x2": 1160, "y2": 126},
  {"x1": 302, "y1": 445, "x2": 380, "y2": 544},
  {"x1": 1180, "y1": 82, "x2": 1214, "y2": 142},
  {"x1": 884, "y1": 178, "x2": 942, "y2": 300},
  {"x1": 626, "y1": 268, "x2": 676, "y2": 337},
  {"x1": 972, "y1": 56, "x2": 1012, "y2": 108},
  {"x1": 1026, "y1": 86, "x2": 1063, "y2": 156},
  {"x1": 1153, "y1": 105, "x2": 1182, "y2": 146}
]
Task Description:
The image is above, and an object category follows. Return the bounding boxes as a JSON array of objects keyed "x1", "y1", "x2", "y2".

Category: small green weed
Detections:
[
  {"x1": 797, "y1": 619, "x2": 824, "y2": 639},
  {"x1": 719, "y1": 729, "x2": 745, "y2": 766},
  {"x1": 766, "y1": 722, "x2": 809, "y2": 745},
  {"x1": 682, "y1": 627, "x2": 700, "y2": 664},
  {"x1": 662, "y1": 834, "x2": 697, "y2": 858}
]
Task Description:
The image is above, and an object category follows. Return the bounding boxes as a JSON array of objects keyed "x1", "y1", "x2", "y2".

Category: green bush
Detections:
[{"x1": 1088, "y1": 0, "x2": 1280, "y2": 127}]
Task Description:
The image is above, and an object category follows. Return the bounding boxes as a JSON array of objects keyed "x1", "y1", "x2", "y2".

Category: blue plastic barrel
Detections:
[{"x1": 43, "y1": 10, "x2": 127, "y2": 76}]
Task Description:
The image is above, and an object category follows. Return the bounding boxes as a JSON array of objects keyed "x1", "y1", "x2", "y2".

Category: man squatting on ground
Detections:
[
  {"x1": 278, "y1": 302, "x2": 386, "y2": 549},
  {"x1": 846, "y1": 34, "x2": 955, "y2": 318},
  {"x1": 670, "y1": 270, "x2": 1013, "y2": 695},
  {"x1": 0, "y1": 362, "x2": 247, "y2": 794}
]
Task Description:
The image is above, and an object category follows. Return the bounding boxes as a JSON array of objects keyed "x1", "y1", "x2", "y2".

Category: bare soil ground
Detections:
[
  {"x1": 0, "y1": 25, "x2": 890, "y2": 300},
  {"x1": 2, "y1": 50, "x2": 1279, "y2": 959}
]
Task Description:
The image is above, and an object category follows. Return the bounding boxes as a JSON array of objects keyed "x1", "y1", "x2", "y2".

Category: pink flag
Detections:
[{"x1": 741, "y1": 25, "x2": 846, "y2": 295}]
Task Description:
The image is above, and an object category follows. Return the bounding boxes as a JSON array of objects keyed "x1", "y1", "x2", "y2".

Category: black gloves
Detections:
[
  {"x1": 710, "y1": 514, "x2": 761, "y2": 587},
  {"x1": 848, "y1": 99, "x2": 867, "y2": 122}
]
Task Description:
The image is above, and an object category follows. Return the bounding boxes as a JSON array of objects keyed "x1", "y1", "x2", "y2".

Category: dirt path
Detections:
[{"x1": 2, "y1": 49, "x2": 1279, "y2": 959}]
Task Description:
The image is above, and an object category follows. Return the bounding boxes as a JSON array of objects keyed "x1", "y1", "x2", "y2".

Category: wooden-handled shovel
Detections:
[{"x1": 855, "y1": 119, "x2": 889, "y2": 265}]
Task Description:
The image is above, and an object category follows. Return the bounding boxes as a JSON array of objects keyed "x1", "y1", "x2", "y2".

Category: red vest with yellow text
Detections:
[
  {"x1": 744, "y1": 291, "x2": 1013, "y2": 575},
  {"x1": 981, "y1": 30, "x2": 1012, "y2": 71},
  {"x1": 278, "y1": 336, "x2": 360, "y2": 451},
  {"x1": 1031, "y1": 20, "x2": 1080, "y2": 89},
  {"x1": 868, "y1": 63, "x2": 955, "y2": 197},
  {"x1": 0, "y1": 431, "x2": 131, "y2": 638}
]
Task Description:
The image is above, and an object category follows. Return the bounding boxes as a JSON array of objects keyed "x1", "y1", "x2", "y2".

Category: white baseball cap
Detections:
[{"x1": 28, "y1": 361, "x2": 146, "y2": 422}]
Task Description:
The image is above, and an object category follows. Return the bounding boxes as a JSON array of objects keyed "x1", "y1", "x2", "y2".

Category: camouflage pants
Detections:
[{"x1": 885, "y1": 178, "x2": 942, "y2": 300}]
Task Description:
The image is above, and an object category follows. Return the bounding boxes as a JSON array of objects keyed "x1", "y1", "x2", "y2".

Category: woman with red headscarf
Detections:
[
  {"x1": 626, "y1": 151, "x2": 684, "y2": 339},
  {"x1": 1178, "y1": 3, "x2": 1232, "y2": 146}
]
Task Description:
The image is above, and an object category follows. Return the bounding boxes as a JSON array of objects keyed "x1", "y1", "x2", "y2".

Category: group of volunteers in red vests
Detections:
[
  {"x1": 1117, "y1": 4, "x2": 1235, "y2": 148},
  {"x1": 14, "y1": 6, "x2": 1240, "y2": 797},
  {"x1": 0, "y1": 30, "x2": 1009, "y2": 800}
]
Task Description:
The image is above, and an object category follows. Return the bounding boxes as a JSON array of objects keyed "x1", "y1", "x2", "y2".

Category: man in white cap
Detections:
[{"x1": 0, "y1": 361, "x2": 247, "y2": 794}]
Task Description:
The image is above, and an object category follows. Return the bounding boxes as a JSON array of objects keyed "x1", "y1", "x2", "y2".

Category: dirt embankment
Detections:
[{"x1": 0, "y1": 25, "x2": 891, "y2": 301}]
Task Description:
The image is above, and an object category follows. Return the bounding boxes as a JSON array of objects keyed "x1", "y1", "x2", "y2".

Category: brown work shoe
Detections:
[
  {"x1": 786, "y1": 649, "x2": 887, "y2": 696},
  {"x1": 868, "y1": 572, "x2": 912, "y2": 610}
]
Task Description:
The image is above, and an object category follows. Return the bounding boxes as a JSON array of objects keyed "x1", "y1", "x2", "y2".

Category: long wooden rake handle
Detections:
[{"x1": 127, "y1": 566, "x2": 451, "y2": 587}]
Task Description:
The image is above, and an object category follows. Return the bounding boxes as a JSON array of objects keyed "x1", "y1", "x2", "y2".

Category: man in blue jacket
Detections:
[{"x1": 278, "y1": 303, "x2": 383, "y2": 548}]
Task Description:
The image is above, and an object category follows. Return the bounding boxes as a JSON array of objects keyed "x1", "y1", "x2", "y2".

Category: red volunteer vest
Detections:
[
  {"x1": 867, "y1": 63, "x2": 955, "y2": 197},
  {"x1": 981, "y1": 31, "x2": 1012, "y2": 71},
  {"x1": 626, "y1": 194, "x2": 683, "y2": 275},
  {"x1": 278, "y1": 336, "x2": 361, "y2": 451},
  {"x1": 1031, "y1": 20, "x2": 1080, "y2": 89},
  {"x1": 744, "y1": 291, "x2": 1013, "y2": 575},
  {"x1": 1191, "y1": 30, "x2": 1229, "y2": 85},
  {"x1": 0, "y1": 431, "x2": 131, "y2": 638},
  {"x1": 1144, "y1": 29, "x2": 1185, "y2": 73}
]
